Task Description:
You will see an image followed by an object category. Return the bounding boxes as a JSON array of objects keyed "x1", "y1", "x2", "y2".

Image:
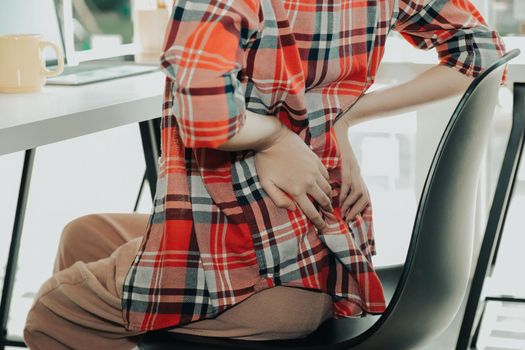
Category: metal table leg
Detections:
[
  {"x1": 0, "y1": 149, "x2": 36, "y2": 349},
  {"x1": 133, "y1": 171, "x2": 148, "y2": 212},
  {"x1": 138, "y1": 119, "x2": 160, "y2": 201}
]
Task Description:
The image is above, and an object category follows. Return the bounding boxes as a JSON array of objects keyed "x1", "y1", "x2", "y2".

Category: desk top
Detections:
[{"x1": 0, "y1": 72, "x2": 165, "y2": 156}]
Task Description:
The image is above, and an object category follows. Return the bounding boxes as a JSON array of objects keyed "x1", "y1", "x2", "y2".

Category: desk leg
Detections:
[
  {"x1": 133, "y1": 171, "x2": 148, "y2": 212},
  {"x1": 0, "y1": 149, "x2": 36, "y2": 349},
  {"x1": 139, "y1": 119, "x2": 160, "y2": 201}
]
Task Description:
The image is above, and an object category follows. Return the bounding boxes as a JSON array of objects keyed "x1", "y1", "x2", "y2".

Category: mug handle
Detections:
[{"x1": 39, "y1": 40, "x2": 65, "y2": 78}]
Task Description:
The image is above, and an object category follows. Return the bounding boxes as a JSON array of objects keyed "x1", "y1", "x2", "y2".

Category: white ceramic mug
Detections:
[{"x1": 0, "y1": 34, "x2": 65, "y2": 93}]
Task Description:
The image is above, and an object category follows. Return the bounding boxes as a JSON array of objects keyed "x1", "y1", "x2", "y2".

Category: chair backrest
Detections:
[
  {"x1": 455, "y1": 81, "x2": 525, "y2": 349},
  {"x1": 350, "y1": 50, "x2": 521, "y2": 350}
]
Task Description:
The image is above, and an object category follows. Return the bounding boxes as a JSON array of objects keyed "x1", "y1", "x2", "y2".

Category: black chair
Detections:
[
  {"x1": 138, "y1": 49, "x2": 521, "y2": 350},
  {"x1": 456, "y1": 71, "x2": 525, "y2": 348}
]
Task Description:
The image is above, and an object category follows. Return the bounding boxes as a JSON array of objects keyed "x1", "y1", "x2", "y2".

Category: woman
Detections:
[{"x1": 24, "y1": 0, "x2": 506, "y2": 348}]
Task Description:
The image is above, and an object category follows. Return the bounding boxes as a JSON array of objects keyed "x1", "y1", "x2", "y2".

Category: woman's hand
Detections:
[
  {"x1": 254, "y1": 123, "x2": 333, "y2": 233},
  {"x1": 333, "y1": 120, "x2": 370, "y2": 222}
]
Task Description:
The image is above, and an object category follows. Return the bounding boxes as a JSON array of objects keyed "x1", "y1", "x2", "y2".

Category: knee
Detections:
[
  {"x1": 23, "y1": 321, "x2": 41, "y2": 349},
  {"x1": 59, "y1": 214, "x2": 103, "y2": 251},
  {"x1": 23, "y1": 292, "x2": 72, "y2": 350},
  {"x1": 24, "y1": 306, "x2": 41, "y2": 347},
  {"x1": 23, "y1": 298, "x2": 53, "y2": 349},
  {"x1": 55, "y1": 214, "x2": 103, "y2": 271}
]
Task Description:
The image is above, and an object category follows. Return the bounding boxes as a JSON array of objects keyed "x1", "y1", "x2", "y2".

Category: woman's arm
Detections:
[
  {"x1": 337, "y1": 0, "x2": 508, "y2": 128},
  {"x1": 217, "y1": 111, "x2": 334, "y2": 233},
  {"x1": 336, "y1": 64, "x2": 474, "y2": 128}
]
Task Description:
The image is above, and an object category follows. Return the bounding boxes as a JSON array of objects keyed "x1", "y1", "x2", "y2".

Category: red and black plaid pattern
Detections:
[
  {"x1": 122, "y1": 0, "x2": 506, "y2": 332},
  {"x1": 392, "y1": 0, "x2": 507, "y2": 81}
]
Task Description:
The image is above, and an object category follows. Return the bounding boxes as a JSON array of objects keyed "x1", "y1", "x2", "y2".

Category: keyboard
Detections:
[{"x1": 47, "y1": 64, "x2": 159, "y2": 86}]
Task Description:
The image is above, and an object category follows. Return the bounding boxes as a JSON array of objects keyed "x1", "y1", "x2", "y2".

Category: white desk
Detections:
[{"x1": 0, "y1": 71, "x2": 165, "y2": 156}]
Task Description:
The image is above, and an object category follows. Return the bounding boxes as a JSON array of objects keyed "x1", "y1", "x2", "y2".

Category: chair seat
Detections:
[
  {"x1": 139, "y1": 316, "x2": 380, "y2": 350},
  {"x1": 138, "y1": 265, "x2": 402, "y2": 350}
]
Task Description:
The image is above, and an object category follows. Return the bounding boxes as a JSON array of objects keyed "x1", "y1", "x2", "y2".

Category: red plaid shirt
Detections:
[{"x1": 122, "y1": 0, "x2": 506, "y2": 331}]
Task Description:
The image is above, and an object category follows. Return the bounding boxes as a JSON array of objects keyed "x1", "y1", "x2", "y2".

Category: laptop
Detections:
[{"x1": 0, "y1": 0, "x2": 158, "y2": 86}]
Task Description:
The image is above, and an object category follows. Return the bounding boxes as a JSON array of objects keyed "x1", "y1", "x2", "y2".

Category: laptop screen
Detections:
[
  {"x1": 0, "y1": 0, "x2": 65, "y2": 64},
  {"x1": 58, "y1": 0, "x2": 137, "y2": 64},
  {"x1": 72, "y1": 0, "x2": 134, "y2": 51}
]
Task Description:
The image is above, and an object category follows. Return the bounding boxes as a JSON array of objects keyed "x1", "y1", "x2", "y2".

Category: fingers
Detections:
[
  {"x1": 316, "y1": 173, "x2": 332, "y2": 201},
  {"x1": 295, "y1": 194, "x2": 329, "y2": 233},
  {"x1": 341, "y1": 187, "x2": 361, "y2": 217},
  {"x1": 262, "y1": 181, "x2": 297, "y2": 211},
  {"x1": 308, "y1": 183, "x2": 333, "y2": 212},
  {"x1": 339, "y1": 181, "x2": 351, "y2": 206},
  {"x1": 345, "y1": 196, "x2": 369, "y2": 222},
  {"x1": 318, "y1": 163, "x2": 329, "y2": 181}
]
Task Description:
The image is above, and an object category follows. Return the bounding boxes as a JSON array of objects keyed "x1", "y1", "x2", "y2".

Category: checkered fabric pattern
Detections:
[
  {"x1": 393, "y1": 0, "x2": 507, "y2": 82},
  {"x1": 122, "y1": 0, "x2": 506, "y2": 332}
]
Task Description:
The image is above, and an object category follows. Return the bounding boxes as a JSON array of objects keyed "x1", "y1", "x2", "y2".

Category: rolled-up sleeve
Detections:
[
  {"x1": 160, "y1": 0, "x2": 260, "y2": 149},
  {"x1": 391, "y1": 0, "x2": 507, "y2": 83}
]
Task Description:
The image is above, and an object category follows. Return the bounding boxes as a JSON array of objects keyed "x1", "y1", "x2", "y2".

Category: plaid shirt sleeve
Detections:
[
  {"x1": 391, "y1": 0, "x2": 507, "y2": 83},
  {"x1": 160, "y1": 0, "x2": 260, "y2": 149}
]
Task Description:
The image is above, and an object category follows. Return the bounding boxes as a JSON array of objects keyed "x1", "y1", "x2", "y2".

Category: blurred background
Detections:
[
  {"x1": 1, "y1": 0, "x2": 525, "y2": 349},
  {"x1": 70, "y1": 0, "x2": 134, "y2": 50}
]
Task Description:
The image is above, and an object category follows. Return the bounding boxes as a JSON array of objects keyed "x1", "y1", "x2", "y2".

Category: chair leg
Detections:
[{"x1": 469, "y1": 298, "x2": 487, "y2": 349}]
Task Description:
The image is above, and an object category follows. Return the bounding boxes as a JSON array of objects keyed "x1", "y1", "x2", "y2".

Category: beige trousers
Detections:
[{"x1": 23, "y1": 213, "x2": 333, "y2": 350}]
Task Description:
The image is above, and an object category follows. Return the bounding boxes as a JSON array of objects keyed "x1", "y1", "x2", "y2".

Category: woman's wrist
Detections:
[
  {"x1": 336, "y1": 100, "x2": 362, "y2": 129},
  {"x1": 345, "y1": 92, "x2": 374, "y2": 127},
  {"x1": 334, "y1": 121, "x2": 360, "y2": 169},
  {"x1": 252, "y1": 115, "x2": 287, "y2": 152},
  {"x1": 217, "y1": 110, "x2": 285, "y2": 152},
  {"x1": 342, "y1": 139, "x2": 360, "y2": 170}
]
